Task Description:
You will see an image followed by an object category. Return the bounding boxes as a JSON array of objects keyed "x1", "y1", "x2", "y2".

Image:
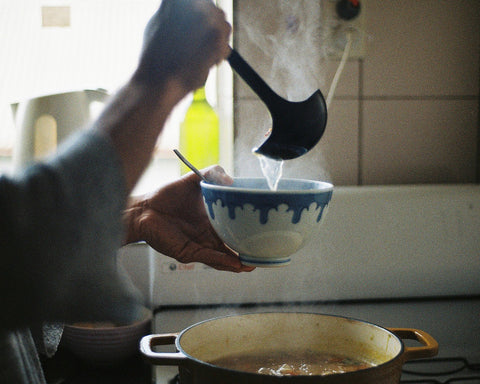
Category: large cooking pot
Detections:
[{"x1": 140, "y1": 312, "x2": 438, "y2": 383}]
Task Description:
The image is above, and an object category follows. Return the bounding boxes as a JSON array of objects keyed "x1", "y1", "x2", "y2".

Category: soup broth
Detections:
[
  {"x1": 210, "y1": 350, "x2": 374, "y2": 376},
  {"x1": 257, "y1": 154, "x2": 284, "y2": 191}
]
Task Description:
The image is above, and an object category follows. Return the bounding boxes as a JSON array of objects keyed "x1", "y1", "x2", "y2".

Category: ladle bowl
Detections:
[{"x1": 228, "y1": 49, "x2": 327, "y2": 160}]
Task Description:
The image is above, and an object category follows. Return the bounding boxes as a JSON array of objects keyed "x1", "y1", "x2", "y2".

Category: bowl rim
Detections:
[
  {"x1": 65, "y1": 307, "x2": 152, "y2": 331},
  {"x1": 200, "y1": 177, "x2": 333, "y2": 193}
]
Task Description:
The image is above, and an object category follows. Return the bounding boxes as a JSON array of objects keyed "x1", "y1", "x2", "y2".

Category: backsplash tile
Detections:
[
  {"x1": 362, "y1": 99, "x2": 478, "y2": 184},
  {"x1": 233, "y1": 0, "x2": 479, "y2": 185},
  {"x1": 234, "y1": 98, "x2": 359, "y2": 184},
  {"x1": 233, "y1": 0, "x2": 324, "y2": 101},
  {"x1": 363, "y1": 0, "x2": 480, "y2": 97}
]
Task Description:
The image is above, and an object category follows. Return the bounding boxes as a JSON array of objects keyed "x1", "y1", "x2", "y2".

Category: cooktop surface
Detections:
[{"x1": 152, "y1": 297, "x2": 480, "y2": 383}]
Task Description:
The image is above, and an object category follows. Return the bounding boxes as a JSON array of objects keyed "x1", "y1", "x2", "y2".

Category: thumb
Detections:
[{"x1": 202, "y1": 165, "x2": 234, "y2": 185}]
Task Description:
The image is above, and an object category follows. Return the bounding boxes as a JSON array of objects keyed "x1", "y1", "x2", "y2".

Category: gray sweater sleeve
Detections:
[{"x1": 0, "y1": 130, "x2": 143, "y2": 329}]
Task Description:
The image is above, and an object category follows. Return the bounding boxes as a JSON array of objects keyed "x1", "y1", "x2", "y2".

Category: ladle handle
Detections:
[{"x1": 228, "y1": 49, "x2": 284, "y2": 110}]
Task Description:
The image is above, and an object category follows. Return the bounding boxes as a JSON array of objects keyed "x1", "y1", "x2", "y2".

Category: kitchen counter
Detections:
[{"x1": 42, "y1": 346, "x2": 151, "y2": 384}]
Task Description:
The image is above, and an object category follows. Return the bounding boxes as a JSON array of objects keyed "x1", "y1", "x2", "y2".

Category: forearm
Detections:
[
  {"x1": 94, "y1": 76, "x2": 187, "y2": 192},
  {"x1": 96, "y1": 0, "x2": 231, "y2": 193}
]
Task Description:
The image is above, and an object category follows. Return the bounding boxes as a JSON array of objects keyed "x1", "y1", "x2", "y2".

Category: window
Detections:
[{"x1": 0, "y1": 0, "x2": 233, "y2": 194}]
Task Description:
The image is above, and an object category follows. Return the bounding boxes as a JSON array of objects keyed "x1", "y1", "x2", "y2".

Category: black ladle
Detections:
[{"x1": 227, "y1": 49, "x2": 328, "y2": 160}]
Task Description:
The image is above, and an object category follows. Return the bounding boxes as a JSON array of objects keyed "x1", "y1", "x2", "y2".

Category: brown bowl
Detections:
[{"x1": 62, "y1": 306, "x2": 152, "y2": 365}]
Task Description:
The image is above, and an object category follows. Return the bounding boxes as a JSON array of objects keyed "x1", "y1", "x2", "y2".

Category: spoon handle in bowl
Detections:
[{"x1": 173, "y1": 150, "x2": 207, "y2": 182}]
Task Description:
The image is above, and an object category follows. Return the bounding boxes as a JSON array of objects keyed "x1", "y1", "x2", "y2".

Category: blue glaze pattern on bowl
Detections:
[
  {"x1": 200, "y1": 178, "x2": 333, "y2": 267},
  {"x1": 201, "y1": 178, "x2": 332, "y2": 225}
]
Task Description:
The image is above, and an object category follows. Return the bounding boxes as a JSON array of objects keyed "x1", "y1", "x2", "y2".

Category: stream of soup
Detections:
[
  {"x1": 257, "y1": 154, "x2": 284, "y2": 191},
  {"x1": 210, "y1": 350, "x2": 374, "y2": 376}
]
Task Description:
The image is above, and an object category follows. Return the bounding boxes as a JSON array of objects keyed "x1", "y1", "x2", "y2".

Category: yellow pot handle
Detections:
[{"x1": 388, "y1": 328, "x2": 439, "y2": 362}]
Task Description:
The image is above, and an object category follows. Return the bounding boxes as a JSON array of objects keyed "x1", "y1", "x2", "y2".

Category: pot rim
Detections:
[{"x1": 175, "y1": 311, "x2": 405, "y2": 378}]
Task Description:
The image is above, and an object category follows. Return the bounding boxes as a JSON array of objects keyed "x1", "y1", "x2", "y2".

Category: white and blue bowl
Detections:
[{"x1": 200, "y1": 178, "x2": 333, "y2": 267}]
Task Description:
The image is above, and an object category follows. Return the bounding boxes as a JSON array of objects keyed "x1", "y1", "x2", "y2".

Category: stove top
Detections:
[
  {"x1": 152, "y1": 297, "x2": 480, "y2": 383},
  {"x1": 401, "y1": 357, "x2": 480, "y2": 383}
]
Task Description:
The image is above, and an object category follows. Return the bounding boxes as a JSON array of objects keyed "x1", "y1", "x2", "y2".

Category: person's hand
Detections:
[
  {"x1": 124, "y1": 166, "x2": 255, "y2": 273},
  {"x1": 135, "y1": 0, "x2": 231, "y2": 93}
]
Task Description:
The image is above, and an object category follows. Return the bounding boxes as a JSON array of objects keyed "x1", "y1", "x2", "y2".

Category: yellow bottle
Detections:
[{"x1": 179, "y1": 87, "x2": 219, "y2": 175}]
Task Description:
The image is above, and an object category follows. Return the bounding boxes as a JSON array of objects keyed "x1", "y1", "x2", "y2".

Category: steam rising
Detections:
[{"x1": 234, "y1": 1, "x2": 331, "y2": 183}]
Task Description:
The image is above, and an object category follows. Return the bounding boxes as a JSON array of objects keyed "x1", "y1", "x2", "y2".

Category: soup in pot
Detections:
[{"x1": 210, "y1": 350, "x2": 374, "y2": 376}]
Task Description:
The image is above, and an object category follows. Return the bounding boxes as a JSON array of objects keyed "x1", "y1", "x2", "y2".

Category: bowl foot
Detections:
[{"x1": 239, "y1": 255, "x2": 291, "y2": 268}]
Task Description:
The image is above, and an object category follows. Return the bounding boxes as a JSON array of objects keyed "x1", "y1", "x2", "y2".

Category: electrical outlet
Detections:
[{"x1": 321, "y1": 0, "x2": 367, "y2": 59}]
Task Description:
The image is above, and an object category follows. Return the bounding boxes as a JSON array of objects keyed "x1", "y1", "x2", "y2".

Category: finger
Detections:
[
  {"x1": 208, "y1": 262, "x2": 255, "y2": 273},
  {"x1": 198, "y1": 1, "x2": 232, "y2": 64},
  {"x1": 177, "y1": 245, "x2": 253, "y2": 273},
  {"x1": 202, "y1": 165, "x2": 233, "y2": 185},
  {"x1": 213, "y1": 18, "x2": 232, "y2": 63}
]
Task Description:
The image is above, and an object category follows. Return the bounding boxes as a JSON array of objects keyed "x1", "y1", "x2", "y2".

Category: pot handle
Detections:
[
  {"x1": 140, "y1": 333, "x2": 187, "y2": 366},
  {"x1": 388, "y1": 328, "x2": 439, "y2": 362}
]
